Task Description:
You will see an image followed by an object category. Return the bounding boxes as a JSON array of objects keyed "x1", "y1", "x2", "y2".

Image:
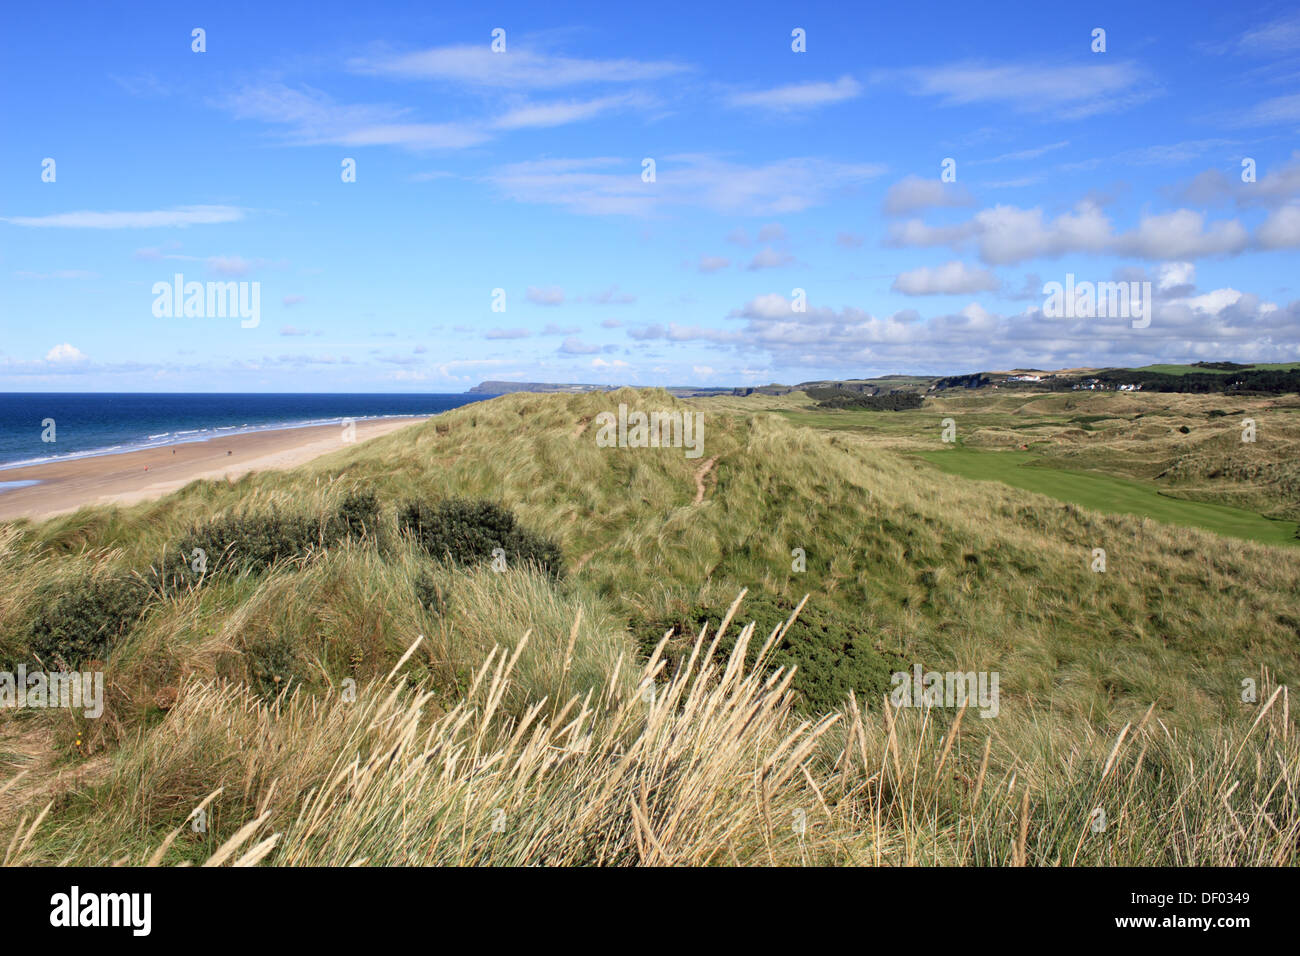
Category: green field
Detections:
[{"x1": 915, "y1": 448, "x2": 1300, "y2": 547}]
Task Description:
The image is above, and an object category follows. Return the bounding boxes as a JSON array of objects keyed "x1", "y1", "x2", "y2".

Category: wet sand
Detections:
[{"x1": 0, "y1": 417, "x2": 429, "y2": 522}]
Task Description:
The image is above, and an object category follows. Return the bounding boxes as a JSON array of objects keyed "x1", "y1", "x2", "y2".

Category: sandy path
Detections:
[
  {"x1": 0, "y1": 417, "x2": 429, "y2": 522},
  {"x1": 693, "y1": 456, "x2": 719, "y2": 504}
]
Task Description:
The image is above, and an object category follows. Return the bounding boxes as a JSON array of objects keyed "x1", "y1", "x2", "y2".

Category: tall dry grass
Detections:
[{"x1": 6, "y1": 593, "x2": 1294, "y2": 866}]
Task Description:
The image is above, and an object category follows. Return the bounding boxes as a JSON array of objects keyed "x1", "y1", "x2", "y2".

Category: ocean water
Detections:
[{"x1": 0, "y1": 393, "x2": 490, "y2": 469}]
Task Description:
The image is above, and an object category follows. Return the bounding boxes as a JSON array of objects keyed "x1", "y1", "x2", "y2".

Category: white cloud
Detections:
[
  {"x1": 889, "y1": 202, "x2": 1255, "y2": 264},
  {"x1": 882, "y1": 175, "x2": 974, "y2": 216},
  {"x1": 45, "y1": 343, "x2": 86, "y2": 362},
  {"x1": 894, "y1": 60, "x2": 1157, "y2": 118},
  {"x1": 698, "y1": 255, "x2": 731, "y2": 273},
  {"x1": 1113, "y1": 209, "x2": 1249, "y2": 259},
  {"x1": 892, "y1": 261, "x2": 1000, "y2": 295},
  {"x1": 1157, "y1": 262, "x2": 1195, "y2": 292},
  {"x1": 492, "y1": 94, "x2": 646, "y2": 130},
  {"x1": 1256, "y1": 205, "x2": 1300, "y2": 249},
  {"x1": 726, "y1": 76, "x2": 862, "y2": 111}
]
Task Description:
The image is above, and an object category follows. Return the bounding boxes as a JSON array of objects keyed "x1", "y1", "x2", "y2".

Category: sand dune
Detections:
[{"x1": 0, "y1": 417, "x2": 428, "y2": 522}]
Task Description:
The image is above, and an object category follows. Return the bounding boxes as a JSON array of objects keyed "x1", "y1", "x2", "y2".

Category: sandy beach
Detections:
[{"x1": 0, "y1": 417, "x2": 429, "y2": 522}]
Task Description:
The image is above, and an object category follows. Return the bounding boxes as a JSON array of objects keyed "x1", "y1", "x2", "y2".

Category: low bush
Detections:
[
  {"x1": 333, "y1": 489, "x2": 383, "y2": 541},
  {"x1": 22, "y1": 570, "x2": 153, "y2": 667},
  {"x1": 398, "y1": 498, "x2": 564, "y2": 578},
  {"x1": 156, "y1": 492, "x2": 381, "y2": 588}
]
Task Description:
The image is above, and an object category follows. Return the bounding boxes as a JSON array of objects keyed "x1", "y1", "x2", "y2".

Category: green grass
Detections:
[{"x1": 916, "y1": 448, "x2": 1300, "y2": 547}]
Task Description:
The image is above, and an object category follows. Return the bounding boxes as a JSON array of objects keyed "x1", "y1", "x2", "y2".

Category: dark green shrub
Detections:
[
  {"x1": 23, "y1": 571, "x2": 153, "y2": 667},
  {"x1": 806, "y1": 388, "x2": 924, "y2": 411},
  {"x1": 157, "y1": 499, "x2": 381, "y2": 589},
  {"x1": 334, "y1": 489, "x2": 382, "y2": 540},
  {"x1": 398, "y1": 498, "x2": 564, "y2": 578},
  {"x1": 163, "y1": 508, "x2": 328, "y2": 583},
  {"x1": 632, "y1": 594, "x2": 902, "y2": 713}
]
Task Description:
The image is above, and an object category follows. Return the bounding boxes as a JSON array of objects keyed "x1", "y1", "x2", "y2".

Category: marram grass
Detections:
[{"x1": 3, "y1": 593, "x2": 1295, "y2": 866}]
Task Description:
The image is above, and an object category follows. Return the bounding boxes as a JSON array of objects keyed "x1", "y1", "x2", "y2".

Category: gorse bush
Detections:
[
  {"x1": 632, "y1": 592, "x2": 902, "y2": 713},
  {"x1": 398, "y1": 498, "x2": 564, "y2": 578},
  {"x1": 157, "y1": 492, "x2": 382, "y2": 587},
  {"x1": 333, "y1": 489, "x2": 382, "y2": 541},
  {"x1": 165, "y1": 508, "x2": 332, "y2": 581},
  {"x1": 22, "y1": 570, "x2": 153, "y2": 668}
]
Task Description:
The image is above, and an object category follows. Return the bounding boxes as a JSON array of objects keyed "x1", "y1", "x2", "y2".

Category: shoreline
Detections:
[
  {"x1": 0, "y1": 413, "x2": 435, "y2": 473},
  {"x1": 0, "y1": 416, "x2": 429, "y2": 522}
]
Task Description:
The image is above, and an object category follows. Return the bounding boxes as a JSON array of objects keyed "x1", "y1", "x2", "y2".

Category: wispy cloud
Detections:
[
  {"x1": 487, "y1": 155, "x2": 886, "y2": 216},
  {"x1": 890, "y1": 60, "x2": 1156, "y2": 118},
  {"x1": 3, "y1": 205, "x2": 244, "y2": 229},
  {"x1": 14, "y1": 269, "x2": 99, "y2": 280},
  {"x1": 220, "y1": 83, "x2": 487, "y2": 150},
  {"x1": 726, "y1": 76, "x2": 862, "y2": 112},
  {"x1": 526, "y1": 286, "x2": 566, "y2": 305},
  {"x1": 492, "y1": 93, "x2": 650, "y2": 129},
  {"x1": 747, "y1": 247, "x2": 794, "y2": 270},
  {"x1": 969, "y1": 140, "x2": 1070, "y2": 165},
  {"x1": 348, "y1": 44, "x2": 690, "y2": 89}
]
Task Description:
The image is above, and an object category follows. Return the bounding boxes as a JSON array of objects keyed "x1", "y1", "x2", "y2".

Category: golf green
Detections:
[{"x1": 915, "y1": 449, "x2": 1300, "y2": 547}]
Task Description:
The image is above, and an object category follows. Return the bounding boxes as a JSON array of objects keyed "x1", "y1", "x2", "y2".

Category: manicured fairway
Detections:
[{"x1": 915, "y1": 449, "x2": 1300, "y2": 547}]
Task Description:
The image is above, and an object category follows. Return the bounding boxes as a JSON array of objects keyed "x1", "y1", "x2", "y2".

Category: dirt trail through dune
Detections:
[{"x1": 694, "y1": 456, "x2": 718, "y2": 504}]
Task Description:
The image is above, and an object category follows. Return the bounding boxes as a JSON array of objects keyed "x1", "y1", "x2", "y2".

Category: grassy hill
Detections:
[{"x1": 2, "y1": 389, "x2": 1298, "y2": 865}]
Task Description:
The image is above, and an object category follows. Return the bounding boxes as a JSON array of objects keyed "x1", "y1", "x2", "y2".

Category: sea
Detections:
[{"x1": 0, "y1": 393, "x2": 490, "y2": 472}]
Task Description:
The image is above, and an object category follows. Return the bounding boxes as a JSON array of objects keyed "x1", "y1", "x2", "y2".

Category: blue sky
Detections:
[{"x1": 2, "y1": 0, "x2": 1298, "y2": 391}]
